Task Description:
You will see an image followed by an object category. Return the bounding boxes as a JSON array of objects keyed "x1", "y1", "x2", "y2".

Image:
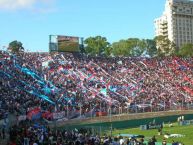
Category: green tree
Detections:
[
  {"x1": 154, "y1": 36, "x2": 176, "y2": 56},
  {"x1": 8, "y1": 40, "x2": 24, "y2": 54},
  {"x1": 84, "y1": 36, "x2": 110, "y2": 56},
  {"x1": 112, "y1": 38, "x2": 146, "y2": 57},
  {"x1": 128, "y1": 38, "x2": 146, "y2": 56},
  {"x1": 103, "y1": 46, "x2": 112, "y2": 56},
  {"x1": 178, "y1": 43, "x2": 193, "y2": 57},
  {"x1": 112, "y1": 40, "x2": 131, "y2": 56},
  {"x1": 144, "y1": 39, "x2": 157, "y2": 57}
]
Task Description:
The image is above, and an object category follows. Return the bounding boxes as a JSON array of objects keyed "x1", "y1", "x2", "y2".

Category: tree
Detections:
[
  {"x1": 112, "y1": 40, "x2": 131, "y2": 56},
  {"x1": 128, "y1": 38, "x2": 146, "y2": 56},
  {"x1": 144, "y1": 39, "x2": 157, "y2": 57},
  {"x1": 84, "y1": 36, "x2": 110, "y2": 56},
  {"x1": 154, "y1": 36, "x2": 176, "y2": 56},
  {"x1": 103, "y1": 46, "x2": 112, "y2": 56},
  {"x1": 112, "y1": 38, "x2": 146, "y2": 57},
  {"x1": 178, "y1": 43, "x2": 193, "y2": 57},
  {"x1": 8, "y1": 40, "x2": 24, "y2": 54}
]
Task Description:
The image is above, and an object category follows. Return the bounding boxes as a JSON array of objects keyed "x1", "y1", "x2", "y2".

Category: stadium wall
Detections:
[{"x1": 60, "y1": 112, "x2": 193, "y2": 130}]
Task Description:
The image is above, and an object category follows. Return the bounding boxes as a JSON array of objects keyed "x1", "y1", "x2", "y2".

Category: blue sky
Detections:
[{"x1": 0, "y1": 0, "x2": 166, "y2": 52}]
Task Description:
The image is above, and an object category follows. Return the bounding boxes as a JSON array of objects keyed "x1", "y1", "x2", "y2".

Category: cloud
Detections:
[
  {"x1": 0, "y1": 0, "x2": 35, "y2": 10},
  {"x1": 0, "y1": 0, "x2": 55, "y2": 12}
]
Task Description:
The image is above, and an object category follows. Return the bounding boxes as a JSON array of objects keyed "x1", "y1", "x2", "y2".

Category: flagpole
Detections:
[
  {"x1": 80, "y1": 105, "x2": 82, "y2": 118},
  {"x1": 67, "y1": 104, "x2": 69, "y2": 119},
  {"x1": 100, "y1": 102, "x2": 102, "y2": 118},
  {"x1": 110, "y1": 104, "x2": 112, "y2": 137},
  {"x1": 170, "y1": 100, "x2": 172, "y2": 111},
  {"x1": 90, "y1": 104, "x2": 92, "y2": 120},
  {"x1": 119, "y1": 103, "x2": 120, "y2": 120},
  {"x1": 143, "y1": 101, "x2": 145, "y2": 113},
  {"x1": 110, "y1": 105, "x2": 112, "y2": 123}
]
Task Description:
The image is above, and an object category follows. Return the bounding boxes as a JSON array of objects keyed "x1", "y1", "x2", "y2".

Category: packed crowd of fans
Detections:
[
  {"x1": 6, "y1": 120, "x2": 149, "y2": 145},
  {"x1": 1, "y1": 50, "x2": 191, "y2": 145},
  {"x1": 0, "y1": 50, "x2": 193, "y2": 121},
  {"x1": 2, "y1": 120, "x2": 185, "y2": 145}
]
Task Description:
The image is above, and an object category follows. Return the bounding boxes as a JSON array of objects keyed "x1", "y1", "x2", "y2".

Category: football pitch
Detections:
[
  {"x1": 111, "y1": 123, "x2": 193, "y2": 144},
  {"x1": 56, "y1": 111, "x2": 193, "y2": 144}
]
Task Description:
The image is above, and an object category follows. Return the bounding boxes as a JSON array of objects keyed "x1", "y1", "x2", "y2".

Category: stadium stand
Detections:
[{"x1": 0, "y1": 50, "x2": 192, "y2": 144}]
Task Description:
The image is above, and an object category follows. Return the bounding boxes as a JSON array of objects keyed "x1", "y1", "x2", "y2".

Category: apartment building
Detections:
[{"x1": 154, "y1": 0, "x2": 193, "y2": 48}]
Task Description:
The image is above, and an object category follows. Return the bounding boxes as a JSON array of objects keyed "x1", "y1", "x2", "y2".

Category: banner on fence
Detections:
[
  {"x1": 17, "y1": 115, "x2": 27, "y2": 122},
  {"x1": 96, "y1": 112, "x2": 107, "y2": 117},
  {"x1": 42, "y1": 111, "x2": 53, "y2": 120},
  {"x1": 27, "y1": 107, "x2": 41, "y2": 120},
  {"x1": 53, "y1": 111, "x2": 65, "y2": 120}
]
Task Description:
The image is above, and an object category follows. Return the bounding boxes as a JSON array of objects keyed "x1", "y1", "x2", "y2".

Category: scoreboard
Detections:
[{"x1": 49, "y1": 35, "x2": 80, "y2": 52}]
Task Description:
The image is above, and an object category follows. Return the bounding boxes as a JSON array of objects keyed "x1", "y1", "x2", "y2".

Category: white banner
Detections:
[
  {"x1": 17, "y1": 115, "x2": 27, "y2": 122},
  {"x1": 53, "y1": 111, "x2": 65, "y2": 119}
]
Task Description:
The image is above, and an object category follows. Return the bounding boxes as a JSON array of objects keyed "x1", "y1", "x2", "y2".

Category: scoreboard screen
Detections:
[{"x1": 57, "y1": 36, "x2": 79, "y2": 52}]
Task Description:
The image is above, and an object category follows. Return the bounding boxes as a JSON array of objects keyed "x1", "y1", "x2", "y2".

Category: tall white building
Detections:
[{"x1": 154, "y1": 0, "x2": 193, "y2": 48}]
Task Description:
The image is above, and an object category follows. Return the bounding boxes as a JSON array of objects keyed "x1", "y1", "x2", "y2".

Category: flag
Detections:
[
  {"x1": 109, "y1": 86, "x2": 117, "y2": 92},
  {"x1": 117, "y1": 60, "x2": 122, "y2": 65},
  {"x1": 27, "y1": 107, "x2": 41, "y2": 120},
  {"x1": 100, "y1": 87, "x2": 107, "y2": 97},
  {"x1": 87, "y1": 74, "x2": 95, "y2": 81},
  {"x1": 42, "y1": 61, "x2": 49, "y2": 68},
  {"x1": 58, "y1": 66, "x2": 64, "y2": 72},
  {"x1": 184, "y1": 76, "x2": 193, "y2": 85},
  {"x1": 139, "y1": 61, "x2": 147, "y2": 68},
  {"x1": 120, "y1": 68, "x2": 127, "y2": 73},
  {"x1": 182, "y1": 86, "x2": 193, "y2": 96}
]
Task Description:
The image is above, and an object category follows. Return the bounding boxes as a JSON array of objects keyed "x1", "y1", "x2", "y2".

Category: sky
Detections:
[{"x1": 0, "y1": 0, "x2": 166, "y2": 52}]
